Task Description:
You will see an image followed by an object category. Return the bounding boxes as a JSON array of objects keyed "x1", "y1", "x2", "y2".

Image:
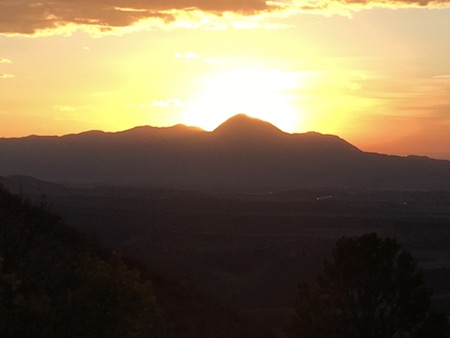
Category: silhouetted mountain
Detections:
[
  {"x1": 0, "y1": 175, "x2": 68, "y2": 195},
  {"x1": 1, "y1": 114, "x2": 449, "y2": 190},
  {"x1": 213, "y1": 114, "x2": 283, "y2": 140}
]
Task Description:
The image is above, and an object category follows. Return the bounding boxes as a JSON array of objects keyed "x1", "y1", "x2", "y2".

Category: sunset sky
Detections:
[{"x1": 1, "y1": 1, "x2": 449, "y2": 159}]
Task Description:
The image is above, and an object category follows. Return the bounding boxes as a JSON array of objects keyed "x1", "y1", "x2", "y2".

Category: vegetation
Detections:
[
  {"x1": 291, "y1": 233, "x2": 450, "y2": 338},
  {"x1": 2, "y1": 179, "x2": 450, "y2": 337},
  {"x1": 0, "y1": 186, "x2": 159, "y2": 337}
]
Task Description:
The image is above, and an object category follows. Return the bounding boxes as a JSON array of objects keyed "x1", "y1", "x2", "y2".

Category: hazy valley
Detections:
[{"x1": 1, "y1": 115, "x2": 450, "y2": 336}]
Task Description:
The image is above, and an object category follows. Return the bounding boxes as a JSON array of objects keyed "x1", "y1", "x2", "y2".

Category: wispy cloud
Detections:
[
  {"x1": 152, "y1": 98, "x2": 185, "y2": 108},
  {"x1": 53, "y1": 105, "x2": 77, "y2": 112},
  {"x1": 0, "y1": 73, "x2": 14, "y2": 79},
  {"x1": 433, "y1": 75, "x2": 450, "y2": 79},
  {"x1": 175, "y1": 51, "x2": 200, "y2": 60},
  {"x1": 1, "y1": 0, "x2": 448, "y2": 36}
]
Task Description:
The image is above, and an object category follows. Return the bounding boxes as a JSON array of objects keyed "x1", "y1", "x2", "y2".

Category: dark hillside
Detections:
[
  {"x1": 0, "y1": 185, "x2": 159, "y2": 338},
  {"x1": 4, "y1": 176, "x2": 450, "y2": 335},
  {"x1": 0, "y1": 183, "x2": 272, "y2": 337}
]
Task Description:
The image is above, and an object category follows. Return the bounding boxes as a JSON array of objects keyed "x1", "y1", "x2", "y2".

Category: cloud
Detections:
[
  {"x1": 174, "y1": 51, "x2": 220, "y2": 64},
  {"x1": 0, "y1": 73, "x2": 14, "y2": 79},
  {"x1": 0, "y1": 0, "x2": 274, "y2": 36},
  {"x1": 347, "y1": 81, "x2": 362, "y2": 91},
  {"x1": 175, "y1": 51, "x2": 200, "y2": 61},
  {"x1": 152, "y1": 98, "x2": 185, "y2": 108},
  {"x1": 425, "y1": 104, "x2": 450, "y2": 122},
  {"x1": 433, "y1": 75, "x2": 450, "y2": 79},
  {"x1": 1, "y1": 0, "x2": 449, "y2": 36},
  {"x1": 53, "y1": 105, "x2": 77, "y2": 112},
  {"x1": 0, "y1": 58, "x2": 12, "y2": 63}
]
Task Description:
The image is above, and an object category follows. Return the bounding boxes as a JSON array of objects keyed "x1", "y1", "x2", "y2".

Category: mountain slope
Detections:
[{"x1": 0, "y1": 114, "x2": 449, "y2": 190}]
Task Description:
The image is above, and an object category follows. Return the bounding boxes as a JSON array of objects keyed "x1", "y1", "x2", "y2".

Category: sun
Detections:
[{"x1": 181, "y1": 68, "x2": 302, "y2": 133}]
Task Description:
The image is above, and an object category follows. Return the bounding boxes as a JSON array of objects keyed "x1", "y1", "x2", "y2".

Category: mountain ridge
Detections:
[{"x1": 0, "y1": 114, "x2": 449, "y2": 190}]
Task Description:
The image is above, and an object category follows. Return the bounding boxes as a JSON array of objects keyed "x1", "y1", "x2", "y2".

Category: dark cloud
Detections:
[
  {"x1": 0, "y1": 0, "x2": 272, "y2": 35},
  {"x1": 0, "y1": 0, "x2": 448, "y2": 35}
]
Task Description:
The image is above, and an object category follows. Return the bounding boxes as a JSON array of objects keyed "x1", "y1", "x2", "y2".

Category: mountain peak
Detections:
[{"x1": 212, "y1": 114, "x2": 284, "y2": 138}]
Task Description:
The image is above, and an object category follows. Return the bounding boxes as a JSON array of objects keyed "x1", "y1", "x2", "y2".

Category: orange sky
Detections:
[{"x1": 1, "y1": 1, "x2": 449, "y2": 159}]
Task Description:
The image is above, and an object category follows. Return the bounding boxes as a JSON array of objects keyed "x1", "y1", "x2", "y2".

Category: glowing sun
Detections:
[{"x1": 182, "y1": 68, "x2": 301, "y2": 133}]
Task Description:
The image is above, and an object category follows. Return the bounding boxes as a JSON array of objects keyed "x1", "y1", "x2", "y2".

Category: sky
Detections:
[{"x1": 1, "y1": 0, "x2": 449, "y2": 159}]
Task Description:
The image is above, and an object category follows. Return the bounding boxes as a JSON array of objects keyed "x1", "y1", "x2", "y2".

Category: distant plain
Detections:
[{"x1": 3, "y1": 176, "x2": 450, "y2": 335}]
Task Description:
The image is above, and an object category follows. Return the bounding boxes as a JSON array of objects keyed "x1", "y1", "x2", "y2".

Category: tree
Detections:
[
  {"x1": 0, "y1": 185, "x2": 160, "y2": 337},
  {"x1": 291, "y1": 233, "x2": 450, "y2": 338}
]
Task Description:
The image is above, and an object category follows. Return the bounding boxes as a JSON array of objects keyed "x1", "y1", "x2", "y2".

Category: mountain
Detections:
[
  {"x1": 1, "y1": 114, "x2": 450, "y2": 190},
  {"x1": 0, "y1": 175, "x2": 69, "y2": 196},
  {"x1": 213, "y1": 114, "x2": 283, "y2": 139}
]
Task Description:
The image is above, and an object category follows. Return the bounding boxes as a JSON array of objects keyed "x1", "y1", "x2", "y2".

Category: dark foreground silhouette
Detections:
[
  {"x1": 291, "y1": 233, "x2": 450, "y2": 338},
  {"x1": 1, "y1": 180, "x2": 450, "y2": 337},
  {"x1": 1, "y1": 114, "x2": 450, "y2": 190},
  {"x1": 0, "y1": 186, "x2": 160, "y2": 338},
  {"x1": 0, "y1": 184, "x2": 274, "y2": 337}
]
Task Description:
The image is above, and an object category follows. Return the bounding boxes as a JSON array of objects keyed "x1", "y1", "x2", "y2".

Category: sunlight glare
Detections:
[{"x1": 182, "y1": 68, "x2": 302, "y2": 133}]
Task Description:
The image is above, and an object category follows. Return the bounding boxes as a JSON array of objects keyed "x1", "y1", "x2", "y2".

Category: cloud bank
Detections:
[{"x1": 1, "y1": 0, "x2": 448, "y2": 36}]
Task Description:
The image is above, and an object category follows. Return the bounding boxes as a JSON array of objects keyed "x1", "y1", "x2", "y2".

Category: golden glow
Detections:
[
  {"x1": 182, "y1": 68, "x2": 302, "y2": 133},
  {"x1": 2, "y1": 8, "x2": 450, "y2": 159}
]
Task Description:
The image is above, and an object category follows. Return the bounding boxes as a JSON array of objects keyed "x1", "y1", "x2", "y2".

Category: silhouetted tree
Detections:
[
  {"x1": 0, "y1": 185, "x2": 160, "y2": 337},
  {"x1": 291, "y1": 233, "x2": 450, "y2": 338}
]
